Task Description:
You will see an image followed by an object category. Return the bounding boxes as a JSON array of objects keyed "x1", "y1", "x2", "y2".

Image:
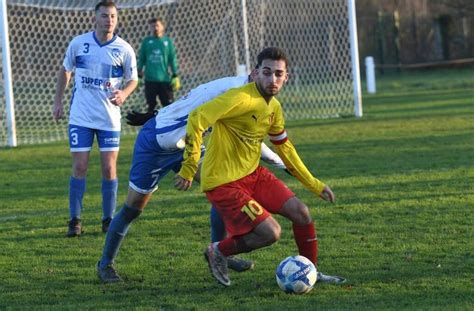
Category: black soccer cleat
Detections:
[
  {"x1": 227, "y1": 256, "x2": 255, "y2": 272},
  {"x1": 66, "y1": 217, "x2": 83, "y2": 237},
  {"x1": 97, "y1": 261, "x2": 123, "y2": 283},
  {"x1": 101, "y1": 217, "x2": 112, "y2": 233}
]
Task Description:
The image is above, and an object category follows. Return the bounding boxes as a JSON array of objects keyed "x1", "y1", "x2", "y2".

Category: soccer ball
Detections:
[{"x1": 276, "y1": 255, "x2": 317, "y2": 294}]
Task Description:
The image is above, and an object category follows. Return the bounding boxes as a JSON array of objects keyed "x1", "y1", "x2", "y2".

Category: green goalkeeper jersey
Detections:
[{"x1": 137, "y1": 35, "x2": 178, "y2": 83}]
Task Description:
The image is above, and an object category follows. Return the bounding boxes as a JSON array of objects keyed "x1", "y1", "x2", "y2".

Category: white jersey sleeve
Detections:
[
  {"x1": 260, "y1": 142, "x2": 287, "y2": 170},
  {"x1": 63, "y1": 40, "x2": 76, "y2": 72},
  {"x1": 65, "y1": 32, "x2": 138, "y2": 131},
  {"x1": 154, "y1": 76, "x2": 249, "y2": 150}
]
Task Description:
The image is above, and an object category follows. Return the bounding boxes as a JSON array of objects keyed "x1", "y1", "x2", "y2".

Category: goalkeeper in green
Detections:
[{"x1": 137, "y1": 17, "x2": 180, "y2": 111}]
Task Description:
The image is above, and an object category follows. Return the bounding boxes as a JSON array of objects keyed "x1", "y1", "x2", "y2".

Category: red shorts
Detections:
[{"x1": 206, "y1": 166, "x2": 295, "y2": 237}]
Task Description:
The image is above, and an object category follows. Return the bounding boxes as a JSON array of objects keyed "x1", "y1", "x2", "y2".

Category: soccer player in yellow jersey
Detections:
[{"x1": 175, "y1": 47, "x2": 346, "y2": 286}]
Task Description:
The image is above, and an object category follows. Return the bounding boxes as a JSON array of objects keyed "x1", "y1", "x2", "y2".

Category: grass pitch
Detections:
[{"x1": 0, "y1": 69, "x2": 473, "y2": 310}]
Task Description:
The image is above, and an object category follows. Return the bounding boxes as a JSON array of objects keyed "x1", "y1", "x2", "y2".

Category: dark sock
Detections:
[
  {"x1": 210, "y1": 205, "x2": 226, "y2": 242},
  {"x1": 217, "y1": 235, "x2": 252, "y2": 256},
  {"x1": 99, "y1": 204, "x2": 142, "y2": 268}
]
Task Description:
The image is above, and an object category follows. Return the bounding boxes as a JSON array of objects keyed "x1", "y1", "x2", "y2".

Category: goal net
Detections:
[{"x1": 0, "y1": 0, "x2": 360, "y2": 146}]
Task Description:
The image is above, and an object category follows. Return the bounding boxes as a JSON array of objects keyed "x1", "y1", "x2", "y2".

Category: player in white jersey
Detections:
[
  {"x1": 53, "y1": 1, "x2": 138, "y2": 237},
  {"x1": 97, "y1": 74, "x2": 289, "y2": 283}
]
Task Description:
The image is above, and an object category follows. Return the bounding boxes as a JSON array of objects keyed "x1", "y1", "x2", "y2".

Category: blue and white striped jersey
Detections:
[{"x1": 63, "y1": 31, "x2": 138, "y2": 131}]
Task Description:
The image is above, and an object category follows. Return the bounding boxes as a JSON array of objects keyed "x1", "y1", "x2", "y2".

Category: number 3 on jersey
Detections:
[{"x1": 241, "y1": 200, "x2": 264, "y2": 221}]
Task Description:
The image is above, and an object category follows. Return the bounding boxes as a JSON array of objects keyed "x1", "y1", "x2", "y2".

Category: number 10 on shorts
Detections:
[{"x1": 241, "y1": 200, "x2": 264, "y2": 221}]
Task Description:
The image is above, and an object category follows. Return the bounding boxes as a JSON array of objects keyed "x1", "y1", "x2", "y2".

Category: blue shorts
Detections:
[
  {"x1": 129, "y1": 118, "x2": 204, "y2": 194},
  {"x1": 69, "y1": 124, "x2": 120, "y2": 152}
]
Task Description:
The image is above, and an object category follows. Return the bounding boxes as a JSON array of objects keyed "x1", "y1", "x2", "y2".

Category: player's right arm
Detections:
[
  {"x1": 53, "y1": 67, "x2": 72, "y2": 122},
  {"x1": 53, "y1": 38, "x2": 77, "y2": 122}
]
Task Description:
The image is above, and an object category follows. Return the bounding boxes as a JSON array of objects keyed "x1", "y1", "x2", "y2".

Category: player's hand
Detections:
[
  {"x1": 319, "y1": 185, "x2": 335, "y2": 203},
  {"x1": 171, "y1": 76, "x2": 181, "y2": 91},
  {"x1": 52, "y1": 102, "x2": 64, "y2": 122},
  {"x1": 109, "y1": 89, "x2": 126, "y2": 107},
  {"x1": 174, "y1": 174, "x2": 192, "y2": 191}
]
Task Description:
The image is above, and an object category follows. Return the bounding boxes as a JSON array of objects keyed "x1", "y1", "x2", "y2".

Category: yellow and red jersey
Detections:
[{"x1": 179, "y1": 82, "x2": 326, "y2": 195}]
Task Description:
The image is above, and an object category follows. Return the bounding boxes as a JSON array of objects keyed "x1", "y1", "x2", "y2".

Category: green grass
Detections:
[{"x1": 0, "y1": 68, "x2": 473, "y2": 310}]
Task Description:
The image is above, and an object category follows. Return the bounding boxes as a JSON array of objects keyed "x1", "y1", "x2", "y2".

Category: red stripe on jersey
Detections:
[{"x1": 269, "y1": 130, "x2": 288, "y2": 145}]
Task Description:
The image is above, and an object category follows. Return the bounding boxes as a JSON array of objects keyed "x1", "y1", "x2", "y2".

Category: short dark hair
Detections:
[
  {"x1": 95, "y1": 1, "x2": 117, "y2": 13},
  {"x1": 149, "y1": 18, "x2": 164, "y2": 25},
  {"x1": 256, "y1": 47, "x2": 289, "y2": 70}
]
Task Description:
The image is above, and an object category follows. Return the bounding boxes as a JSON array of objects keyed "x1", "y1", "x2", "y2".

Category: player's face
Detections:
[
  {"x1": 95, "y1": 6, "x2": 118, "y2": 35},
  {"x1": 255, "y1": 59, "x2": 288, "y2": 98},
  {"x1": 151, "y1": 21, "x2": 165, "y2": 37}
]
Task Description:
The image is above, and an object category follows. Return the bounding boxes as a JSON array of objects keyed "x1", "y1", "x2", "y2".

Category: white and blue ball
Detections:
[{"x1": 276, "y1": 255, "x2": 317, "y2": 294}]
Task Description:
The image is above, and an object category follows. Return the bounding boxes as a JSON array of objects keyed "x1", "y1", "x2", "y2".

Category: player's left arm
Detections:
[
  {"x1": 110, "y1": 46, "x2": 139, "y2": 106},
  {"x1": 168, "y1": 38, "x2": 179, "y2": 77},
  {"x1": 168, "y1": 39, "x2": 180, "y2": 91},
  {"x1": 110, "y1": 79, "x2": 138, "y2": 107},
  {"x1": 269, "y1": 107, "x2": 335, "y2": 202}
]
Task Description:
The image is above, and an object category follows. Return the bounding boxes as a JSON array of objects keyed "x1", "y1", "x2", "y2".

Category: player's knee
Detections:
[
  {"x1": 271, "y1": 224, "x2": 282, "y2": 242},
  {"x1": 288, "y1": 199, "x2": 312, "y2": 225},
  {"x1": 263, "y1": 222, "x2": 281, "y2": 245},
  {"x1": 101, "y1": 165, "x2": 116, "y2": 179},
  {"x1": 126, "y1": 188, "x2": 150, "y2": 211},
  {"x1": 73, "y1": 162, "x2": 88, "y2": 177},
  {"x1": 123, "y1": 204, "x2": 143, "y2": 222},
  {"x1": 126, "y1": 197, "x2": 147, "y2": 211}
]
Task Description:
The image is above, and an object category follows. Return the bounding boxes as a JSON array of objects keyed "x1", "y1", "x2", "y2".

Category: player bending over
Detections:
[{"x1": 96, "y1": 73, "x2": 289, "y2": 282}]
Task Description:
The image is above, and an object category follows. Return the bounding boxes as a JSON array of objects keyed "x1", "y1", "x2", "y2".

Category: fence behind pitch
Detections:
[{"x1": 0, "y1": 0, "x2": 358, "y2": 146}]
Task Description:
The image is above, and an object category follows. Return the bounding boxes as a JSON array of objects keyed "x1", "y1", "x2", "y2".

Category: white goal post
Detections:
[{"x1": 0, "y1": 0, "x2": 362, "y2": 147}]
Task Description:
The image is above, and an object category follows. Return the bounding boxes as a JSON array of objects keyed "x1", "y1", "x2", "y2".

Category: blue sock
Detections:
[
  {"x1": 69, "y1": 176, "x2": 85, "y2": 220},
  {"x1": 102, "y1": 178, "x2": 118, "y2": 220},
  {"x1": 99, "y1": 204, "x2": 142, "y2": 268},
  {"x1": 210, "y1": 205, "x2": 226, "y2": 242}
]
